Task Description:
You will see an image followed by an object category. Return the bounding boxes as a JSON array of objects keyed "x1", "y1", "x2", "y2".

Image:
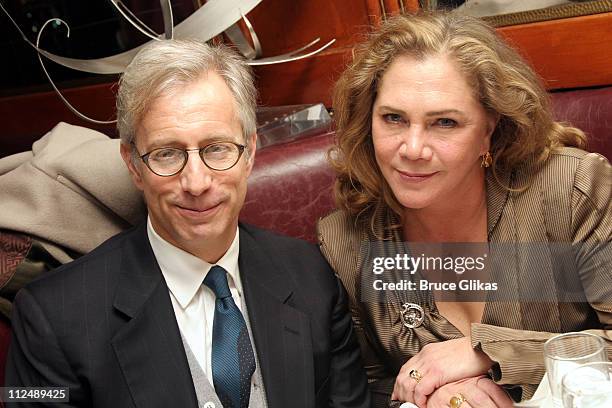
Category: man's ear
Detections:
[
  {"x1": 120, "y1": 142, "x2": 144, "y2": 191},
  {"x1": 245, "y1": 132, "x2": 257, "y2": 177}
]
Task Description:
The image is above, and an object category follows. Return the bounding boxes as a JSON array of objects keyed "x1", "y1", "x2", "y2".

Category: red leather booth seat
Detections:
[
  {"x1": 240, "y1": 86, "x2": 612, "y2": 243},
  {"x1": 241, "y1": 130, "x2": 336, "y2": 242},
  {"x1": 551, "y1": 87, "x2": 612, "y2": 160}
]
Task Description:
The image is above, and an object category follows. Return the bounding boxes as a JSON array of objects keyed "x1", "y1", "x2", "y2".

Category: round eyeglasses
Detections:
[{"x1": 133, "y1": 142, "x2": 246, "y2": 176}]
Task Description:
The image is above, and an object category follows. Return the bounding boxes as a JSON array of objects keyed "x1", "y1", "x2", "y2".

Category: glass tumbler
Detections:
[
  {"x1": 543, "y1": 332, "x2": 607, "y2": 408},
  {"x1": 562, "y1": 362, "x2": 612, "y2": 407}
]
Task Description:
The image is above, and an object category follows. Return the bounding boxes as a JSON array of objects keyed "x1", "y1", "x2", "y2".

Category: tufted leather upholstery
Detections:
[
  {"x1": 551, "y1": 87, "x2": 612, "y2": 160},
  {"x1": 241, "y1": 131, "x2": 336, "y2": 243},
  {"x1": 240, "y1": 86, "x2": 612, "y2": 243}
]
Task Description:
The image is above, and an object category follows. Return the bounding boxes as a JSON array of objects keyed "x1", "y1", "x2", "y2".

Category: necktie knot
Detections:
[{"x1": 203, "y1": 265, "x2": 232, "y2": 299}]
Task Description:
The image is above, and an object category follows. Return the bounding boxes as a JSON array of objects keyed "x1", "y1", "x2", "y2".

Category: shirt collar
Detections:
[{"x1": 146, "y1": 216, "x2": 241, "y2": 309}]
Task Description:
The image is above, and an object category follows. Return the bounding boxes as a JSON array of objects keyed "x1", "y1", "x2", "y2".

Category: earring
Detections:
[{"x1": 481, "y1": 151, "x2": 492, "y2": 168}]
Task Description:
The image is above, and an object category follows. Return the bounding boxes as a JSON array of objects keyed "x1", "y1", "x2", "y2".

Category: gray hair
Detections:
[{"x1": 116, "y1": 39, "x2": 257, "y2": 151}]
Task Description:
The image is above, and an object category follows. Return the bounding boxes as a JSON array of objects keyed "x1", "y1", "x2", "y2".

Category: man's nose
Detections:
[{"x1": 179, "y1": 151, "x2": 213, "y2": 196}]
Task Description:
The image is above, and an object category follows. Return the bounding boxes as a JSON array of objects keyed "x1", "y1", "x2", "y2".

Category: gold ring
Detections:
[
  {"x1": 449, "y1": 393, "x2": 467, "y2": 408},
  {"x1": 409, "y1": 369, "x2": 423, "y2": 383}
]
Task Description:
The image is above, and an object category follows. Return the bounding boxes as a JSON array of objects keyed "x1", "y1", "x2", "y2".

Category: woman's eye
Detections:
[
  {"x1": 435, "y1": 118, "x2": 457, "y2": 128},
  {"x1": 382, "y1": 113, "x2": 403, "y2": 123}
]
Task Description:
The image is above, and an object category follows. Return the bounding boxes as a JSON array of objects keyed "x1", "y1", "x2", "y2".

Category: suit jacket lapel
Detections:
[
  {"x1": 238, "y1": 226, "x2": 314, "y2": 408},
  {"x1": 111, "y1": 223, "x2": 198, "y2": 408}
]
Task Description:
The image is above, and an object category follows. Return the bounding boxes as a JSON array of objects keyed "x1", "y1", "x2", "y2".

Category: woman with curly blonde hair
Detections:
[{"x1": 318, "y1": 11, "x2": 611, "y2": 408}]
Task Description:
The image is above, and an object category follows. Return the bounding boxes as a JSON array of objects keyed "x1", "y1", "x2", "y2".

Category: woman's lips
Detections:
[{"x1": 397, "y1": 170, "x2": 438, "y2": 182}]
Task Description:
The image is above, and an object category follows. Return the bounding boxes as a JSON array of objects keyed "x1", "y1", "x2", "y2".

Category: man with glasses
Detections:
[{"x1": 6, "y1": 40, "x2": 370, "y2": 408}]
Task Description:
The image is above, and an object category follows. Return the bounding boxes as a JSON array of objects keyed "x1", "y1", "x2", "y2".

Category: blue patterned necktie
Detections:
[{"x1": 203, "y1": 265, "x2": 256, "y2": 408}]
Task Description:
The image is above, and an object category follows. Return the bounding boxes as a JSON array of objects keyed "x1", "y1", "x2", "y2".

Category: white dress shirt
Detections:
[{"x1": 146, "y1": 216, "x2": 244, "y2": 382}]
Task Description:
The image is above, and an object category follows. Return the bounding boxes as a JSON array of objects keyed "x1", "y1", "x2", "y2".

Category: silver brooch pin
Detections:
[{"x1": 400, "y1": 303, "x2": 425, "y2": 328}]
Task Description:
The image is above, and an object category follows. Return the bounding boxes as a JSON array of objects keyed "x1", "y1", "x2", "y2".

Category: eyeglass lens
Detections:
[{"x1": 145, "y1": 142, "x2": 242, "y2": 175}]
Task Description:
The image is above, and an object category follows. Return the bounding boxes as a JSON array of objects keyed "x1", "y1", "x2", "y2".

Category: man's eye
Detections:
[
  {"x1": 382, "y1": 113, "x2": 403, "y2": 123},
  {"x1": 151, "y1": 149, "x2": 180, "y2": 160},
  {"x1": 206, "y1": 144, "x2": 231, "y2": 154},
  {"x1": 435, "y1": 118, "x2": 457, "y2": 128}
]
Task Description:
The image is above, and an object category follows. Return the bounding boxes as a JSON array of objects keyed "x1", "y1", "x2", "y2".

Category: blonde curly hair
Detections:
[{"x1": 331, "y1": 12, "x2": 586, "y2": 221}]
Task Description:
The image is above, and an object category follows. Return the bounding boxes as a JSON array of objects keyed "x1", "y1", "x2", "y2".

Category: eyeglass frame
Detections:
[{"x1": 131, "y1": 141, "x2": 246, "y2": 177}]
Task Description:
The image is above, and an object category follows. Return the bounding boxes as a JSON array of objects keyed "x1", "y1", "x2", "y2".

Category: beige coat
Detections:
[
  {"x1": 318, "y1": 147, "x2": 612, "y2": 403},
  {"x1": 0, "y1": 122, "x2": 145, "y2": 258},
  {"x1": 0, "y1": 123, "x2": 145, "y2": 317}
]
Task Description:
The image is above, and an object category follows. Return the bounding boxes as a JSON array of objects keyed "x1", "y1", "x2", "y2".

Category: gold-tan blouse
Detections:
[{"x1": 318, "y1": 147, "x2": 611, "y2": 405}]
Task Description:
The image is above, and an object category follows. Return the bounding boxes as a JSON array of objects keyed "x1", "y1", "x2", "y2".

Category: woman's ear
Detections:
[{"x1": 482, "y1": 112, "x2": 500, "y2": 154}]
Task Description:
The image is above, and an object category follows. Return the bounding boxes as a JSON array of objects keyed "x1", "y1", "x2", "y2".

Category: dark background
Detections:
[{"x1": 0, "y1": 0, "x2": 197, "y2": 96}]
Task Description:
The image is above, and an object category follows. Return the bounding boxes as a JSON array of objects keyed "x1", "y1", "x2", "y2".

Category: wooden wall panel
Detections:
[
  {"x1": 0, "y1": 83, "x2": 117, "y2": 158},
  {"x1": 498, "y1": 12, "x2": 612, "y2": 90},
  {"x1": 255, "y1": 48, "x2": 350, "y2": 107},
  {"x1": 1, "y1": 0, "x2": 391, "y2": 156},
  {"x1": 249, "y1": 0, "x2": 380, "y2": 105},
  {"x1": 252, "y1": 0, "x2": 400, "y2": 106},
  {"x1": 1, "y1": 4, "x2": 610, "y2": 157},
  {"x1": 246, "y1": 0, "x2": 377, "y2": 53}
]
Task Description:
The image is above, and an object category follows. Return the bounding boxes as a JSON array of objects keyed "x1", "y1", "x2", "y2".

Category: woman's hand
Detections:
[
  {"x1": 391, "y1": 337, "x2": 494, "y2": 406},
  {"x1": 426, "y1": 376, "x2": 513, "y2": 408}
]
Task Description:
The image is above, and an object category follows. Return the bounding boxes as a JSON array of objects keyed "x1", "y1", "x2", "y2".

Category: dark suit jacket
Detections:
[{"x1": 6, "y1": 222, "x2": 371, "y2": 408}]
